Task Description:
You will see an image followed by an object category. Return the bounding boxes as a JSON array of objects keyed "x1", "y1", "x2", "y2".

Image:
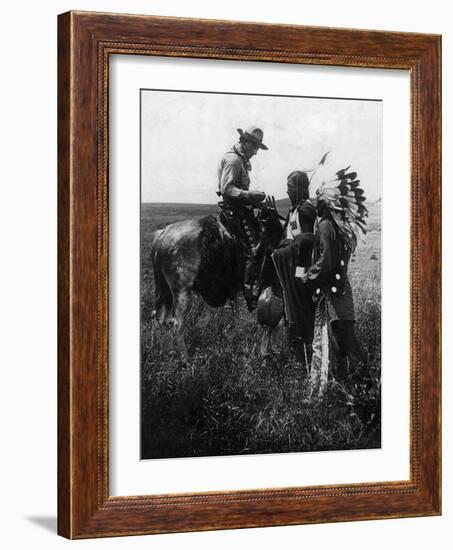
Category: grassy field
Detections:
[{"x1": 141, "y1": 200, "x2": 381, "y2": 459}]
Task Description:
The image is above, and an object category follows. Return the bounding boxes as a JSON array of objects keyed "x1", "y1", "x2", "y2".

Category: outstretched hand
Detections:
[{"x1": 264, "y1": 195, "x2": 277, "y2": 210}]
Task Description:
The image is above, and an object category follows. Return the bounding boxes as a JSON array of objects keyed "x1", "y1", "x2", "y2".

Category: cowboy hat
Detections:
[{"x1": 236, "y1": 126, "x2": 268, "y2": 150}]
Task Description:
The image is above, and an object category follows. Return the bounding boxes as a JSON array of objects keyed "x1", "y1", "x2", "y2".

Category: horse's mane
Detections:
[
  {"x1": 194, "y1": 208, "x2": 285, "y2": 308},
  {"x1": 193, "y1": 216, "x2": 241, "y2": 307}
]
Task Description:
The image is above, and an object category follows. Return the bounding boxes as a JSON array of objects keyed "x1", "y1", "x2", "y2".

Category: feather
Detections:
[
  {"x1": 344, "y1": 171, "x2": 358, "y2": 180},
  {"x1": 319, "y1": 151, "x2": 330, "y2": 165},
  {"x1": 358, "y1": 204, "x2": 368, "y2": 217},
  {"x1": 314, "y1": 163, "x2": 368, "y2": 252},
  {"x1": 338, "y1": 183, "x2": 349, "y2": 195},
  {"x1": 348, "y1": 180, "x2": 361, "y2": 188},
  {"x1": 344, "y1": 194, "x2": 358, "y2": 201},
  {"x1": 336, "y1": 166, "x2": 351, "y2": 178}
]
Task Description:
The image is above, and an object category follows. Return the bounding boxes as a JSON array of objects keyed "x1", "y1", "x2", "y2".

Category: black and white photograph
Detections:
[{"x1": 140, "y1": 88, "x2": 382, "y2": 460}]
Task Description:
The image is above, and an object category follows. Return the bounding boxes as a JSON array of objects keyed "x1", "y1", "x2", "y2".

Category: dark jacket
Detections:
[
  {"x1": 308, "y1": 216, "x2": 350, "y2": 293},
  {"x1": 308, "y1": 216, "x2": 355, "y2": 323}
]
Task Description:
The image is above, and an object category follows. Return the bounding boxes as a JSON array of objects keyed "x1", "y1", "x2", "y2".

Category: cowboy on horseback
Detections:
[{"x1": 217, "y1": 125, "x2": 268, "y2": 311}]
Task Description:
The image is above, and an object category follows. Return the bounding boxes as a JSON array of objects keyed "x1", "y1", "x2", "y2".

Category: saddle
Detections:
[
  {"x1": 217, "y1": 201, "x2": 281, "y2": 311},
  {"x1": 217, "y1": 201, "x2": 260, "y2": 249}
]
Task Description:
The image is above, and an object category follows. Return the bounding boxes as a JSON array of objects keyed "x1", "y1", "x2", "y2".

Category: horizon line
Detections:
[{"x1": 141, "y1": 197, "x2": 381, "y2": 206}]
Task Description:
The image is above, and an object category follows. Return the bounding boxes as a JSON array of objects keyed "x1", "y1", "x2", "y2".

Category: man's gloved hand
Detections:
[{"x1": 247, "y1": 190, "x2": 266, "y2": 205}]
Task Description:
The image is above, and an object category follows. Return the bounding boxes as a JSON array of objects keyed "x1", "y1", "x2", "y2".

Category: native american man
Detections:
[
  {"x1": 272, "y1": 171, "x2": 316, "y2": 363},
  {"x1": 304, "y1": 166, "x2": 368, "y2": 397}
]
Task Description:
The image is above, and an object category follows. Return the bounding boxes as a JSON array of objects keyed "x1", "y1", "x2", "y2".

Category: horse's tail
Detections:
[{"x1": 150, "y1": 229, "x2": 173, "y2": 324}]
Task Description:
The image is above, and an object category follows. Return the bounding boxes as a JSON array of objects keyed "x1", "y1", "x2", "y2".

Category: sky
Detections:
[{"x1": 141, "y1": 89, "x2": 382, "y2": 204}]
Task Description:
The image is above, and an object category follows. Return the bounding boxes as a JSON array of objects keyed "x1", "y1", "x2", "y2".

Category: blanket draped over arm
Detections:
[{"x1": 272, "y1": 233, "x2": 315, "y2": 340}]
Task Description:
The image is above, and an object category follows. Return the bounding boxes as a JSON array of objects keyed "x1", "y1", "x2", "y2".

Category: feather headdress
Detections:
[{"x1": 311, "y1": 152, "x2": 368, "y2": 252}]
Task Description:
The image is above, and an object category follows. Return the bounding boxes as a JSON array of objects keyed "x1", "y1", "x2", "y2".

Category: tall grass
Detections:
[{"x1": 141, "y1": 203, "x2": 381, "y2": 459}]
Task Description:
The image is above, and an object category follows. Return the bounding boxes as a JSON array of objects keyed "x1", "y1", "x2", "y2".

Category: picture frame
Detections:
[{"x1": 58, "y1": 10, "x2": 441, "y2": 539}]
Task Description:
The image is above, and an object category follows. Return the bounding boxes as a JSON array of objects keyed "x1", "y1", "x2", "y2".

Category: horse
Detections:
[{"x1": 150, "y1": 201, "x2": 285, "y2": 359}]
